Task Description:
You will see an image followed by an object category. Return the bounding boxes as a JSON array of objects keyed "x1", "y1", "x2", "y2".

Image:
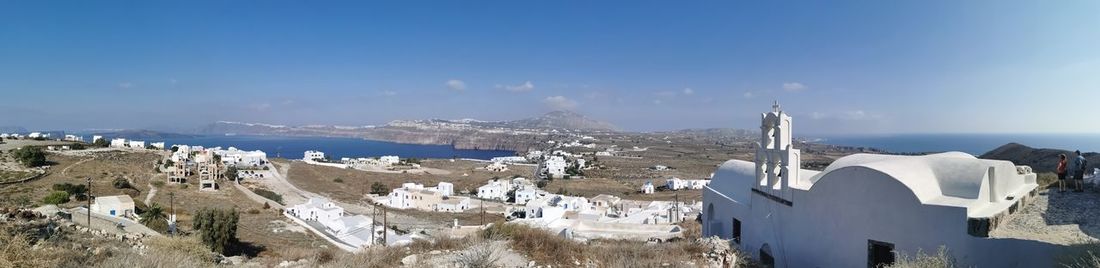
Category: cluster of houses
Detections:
[
  {"x1": 340, "y1": 155, "x2": 402, "y2": 170},
  {"x1": 164, "y1": 144, "x2": 270, "y2": 192},
  {"x1": 108, "y1": 138, "x2": 163, "y2": 150},
  {"x1": 381, "y1": 182, "x2": 472, "y2": 212},
  {"x1": 286, "y1": 197, "x2": 412, "y2": 251}
]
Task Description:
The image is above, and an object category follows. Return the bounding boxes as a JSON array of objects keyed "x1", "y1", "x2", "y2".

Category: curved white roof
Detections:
[
  {"x1": 709, "y1": 152, "x2": 1038, "y2": 217},
  {"x1": 809, "y1": 152, "x2": 1037, "y2": 216}
]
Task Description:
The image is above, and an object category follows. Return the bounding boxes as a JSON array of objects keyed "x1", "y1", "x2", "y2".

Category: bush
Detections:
[
  {"x1": 333, "y1": 178, "x2": 344, "y2": 183},
  {"x1": 224, "y1": 166, "x2": 238, "y2": 181},
  {"x1": 252, "y1": 189, "x2": 283, "y2": 205},
  {"x1": 112, "y1": 177, "x2": 131, "y2": 189},
  {"x1": 192, "y1": 207, "x2": 239, "y2": 254},
  {"x1": 370, "y1": 182, "x2": 389, "y2": 195},
  {"x1": 480, "y1": 223, "x2": 584, "y2": 266},
  {"x1": 152, "y1": 181, "x2": 165, "y2": 188},
  {"x1": 42, "y1": 191, "x2": 70, "y2": 204},
  {"x1": 12, "y1": 147, "x2": 46, "y2": 167}
]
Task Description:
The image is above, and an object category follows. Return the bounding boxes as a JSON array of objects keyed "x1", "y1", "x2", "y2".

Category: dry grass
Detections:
[
  {"x1": 283, "y1": 158, "x2": 533, "y2": 201},
  {"x1": 886, "y1": 246, "x2": 956, "y2": 268},
  {"x1": 479, "y1": 222, "x2": 707, "y2": 267},
  {"x1": 99, "y1": 236, "x2": 219, "y2": 268},
  {"x1": 1058, "y1": 243, "x2": 1100, "y2": 268}
]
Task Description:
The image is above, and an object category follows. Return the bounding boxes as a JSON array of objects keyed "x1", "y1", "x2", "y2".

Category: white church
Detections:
[{"x1": 703, "y1": 102, "x2": 1042, "y2": 267}]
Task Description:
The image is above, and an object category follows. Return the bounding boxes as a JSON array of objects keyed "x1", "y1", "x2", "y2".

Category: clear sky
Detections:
[{"x1": 2, "y1": 1, "x2": 1098, "y2": 134}]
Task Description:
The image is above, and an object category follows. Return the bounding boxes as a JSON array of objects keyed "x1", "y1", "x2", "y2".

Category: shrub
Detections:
[
  {"x1": 370, "y1": 182, "x2": 389, "y2": 195},
  {"x1": 192, "y1": 207, "x2": 239, "y2": 254},
  {"x1": 112, "y1": 177, "x2": 131, "y2": 189},
  {"x1": 12, "y1": 147, "x2": 46, "y2": 167},
  {"x1": 42, "y1": 191, "x2": 70, "y2": 204},
  {"x1": 224, "y1": 166, "x2": 238, "y2": 181},
  {"x1": 152, "y1": 181, "x2": 165, "y2": 188},
  {"x1": 333, "y1": 178, "x2": 344, "y2": 183},
  {"x1": 52, "y1": 183, "x2": 87, "y2": 200},
  {"x1": 262, "y1": 202, "x2": 270, "y2": 209},
  {"x1": 140, "y1": 203, "x2": 169, "y2": 233},
  {"x1": 247, "y1": 208, "x2": 260, "y2": 214},
  {"x1": 252, "y1": 189, "x2": 283, "y2": 205}
]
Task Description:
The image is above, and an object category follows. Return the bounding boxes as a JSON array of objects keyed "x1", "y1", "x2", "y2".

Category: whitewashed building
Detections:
[
  {"x1": 477, "y1": 179, "x2": 512, "y2": 201},
  {"x1": 379, "y1": 155, "x2": 400, "y2": 166},
  {"x1": 92, "y1": 135, "x2": 104, "y2": 143},
  {"x1": 91, "y1": 195, "x2": 136, "y2": 218},
  {"x1": 150, "y1": 142, "x2": 165, "y2": 150},
  {"x1": 110, "y1": 138, "x2": 127, "y2": 148},
  {"x1": 641, "y1": 181, "x2": 655, "y2": 194},
  {"x1": 514, "y1": 187, "x2": 545, "y2": 205},
  {"x1": 436, "y1": 197, "x2": 471, "y2": 212},
  {"x1": 304, "y1": 150, "x2": 326, "y2": 161},
  {"x1": 545, "y1": 156, "x2": 567, "y2": 178},
  {"x1": 288, "y1": 197, "x2": 345, "y2": 222},
  {"x1": 486, "y1": 162, "x2": 508, "y2": 172},
  {"x1": 214, "y1": 147, "x2": 268, "y2": 167},
  {"x1": 703, "y1": 102, "x2": 1042, "y2": 267},
  {"x1": 128, "y1": 140, "x2": 145, "y2": 149}
]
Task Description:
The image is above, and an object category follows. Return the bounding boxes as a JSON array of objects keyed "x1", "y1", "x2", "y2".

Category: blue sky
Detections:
[{"x1": 1, "y1": 1, "x2": 1098, "y2": 134}]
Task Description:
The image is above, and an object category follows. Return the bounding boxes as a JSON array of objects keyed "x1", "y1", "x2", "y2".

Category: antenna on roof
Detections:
[{"x1": 772, "y1": 100, "x2": 781, "y2": 113}]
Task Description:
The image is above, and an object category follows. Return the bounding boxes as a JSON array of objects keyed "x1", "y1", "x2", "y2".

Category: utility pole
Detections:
[
  {"x1": 382, "y1": 205, "x2": 388, "y2": 246},
  {"x1": 480, "y1": 198, "x2": 485, "y2": 225},
  {"x1": 169, "y1": 192, "x2": 175, "y2": 236},
  {"x1": 86, "y1": 177, "x2": 92, "y2": 226},
  {"x1": 674, "y1": 192, "x2": 680, "y2": 223}
]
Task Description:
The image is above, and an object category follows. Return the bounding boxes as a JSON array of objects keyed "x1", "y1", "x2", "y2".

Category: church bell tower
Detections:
[{"x1": 756, "y1": 101, "x2": 801, "y2": 198}]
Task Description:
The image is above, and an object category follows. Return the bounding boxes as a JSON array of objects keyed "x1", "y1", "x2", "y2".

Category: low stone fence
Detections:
[{"x1": 0, "y1": 171, "x2": 48, "y2": 185}]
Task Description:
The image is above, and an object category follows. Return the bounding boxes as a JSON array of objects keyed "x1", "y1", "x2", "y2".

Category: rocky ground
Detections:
[{"x1": 992, "y1": 185, "x2": 1100, "y2": 245}]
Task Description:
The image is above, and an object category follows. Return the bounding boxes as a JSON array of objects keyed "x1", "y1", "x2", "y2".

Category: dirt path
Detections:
[
  {"x1": 144, "y1": 183, "x2": 158, "y2": 204},
  {"x1": 61, "y1": 157, "x2": 95, "y2": 176}
]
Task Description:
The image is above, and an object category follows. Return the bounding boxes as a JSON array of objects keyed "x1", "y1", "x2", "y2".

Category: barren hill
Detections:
[{"x1": 980, "y1": 143, "x2": 1098, "y2": 173}]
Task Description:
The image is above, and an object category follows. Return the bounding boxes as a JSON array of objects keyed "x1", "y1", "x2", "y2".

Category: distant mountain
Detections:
[
  {"x1": 91, "y1": 129, "x2": 199, "y2": 140},
  {"x1": 501, "y1": 111, "x2": 619, "y2": 132},
  {"x1": 194, "y1": 111, "x2": 617, "y2": 151},
  {"x1": 980, "y1": 143, "x2": 1098, "y2": 173},
  {"x1": 0, "y1": 126, "x2": 28, "y2": 133}
]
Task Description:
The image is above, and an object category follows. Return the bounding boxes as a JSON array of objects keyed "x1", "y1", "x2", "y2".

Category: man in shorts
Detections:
[{"x1": 1073, "y1": 150, "x2": 1089, "y2": 192}]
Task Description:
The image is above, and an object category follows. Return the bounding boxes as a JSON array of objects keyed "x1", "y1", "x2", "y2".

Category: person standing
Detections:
[
  {"x1": 1057, "y1": 154, "x2": 1068, "y2": 192},
  {"x1": 1074, "y1": 150, "x2": 1089, "y2": 192}
]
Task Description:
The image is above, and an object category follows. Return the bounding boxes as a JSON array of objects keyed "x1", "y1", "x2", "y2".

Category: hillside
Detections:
[
  {"x1": 980, "y1": 143, "x2": 1098, "y2": 173},
  {"x1": 194, "y1": 111, "x2": 619, "y2": 151},
  {"x1": 90, "y1": 129, "x2": 198, "y2": 140}
]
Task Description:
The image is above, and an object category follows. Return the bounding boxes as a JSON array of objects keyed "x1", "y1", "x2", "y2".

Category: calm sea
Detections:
[
  {"x1": 815, "y1": 134, "x2": 1100, "y2": 155},
  {"x1": 140, "y1": 135, "x2": 515, "y2": 160}
]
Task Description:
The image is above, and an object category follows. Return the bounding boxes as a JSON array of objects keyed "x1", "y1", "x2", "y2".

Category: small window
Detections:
[
  {"x1": 868, "y1": 240, "x2": 895, "y2": 268},
  {"x1": 732, "y1": 218, "x2": 742, "y2": 244}
]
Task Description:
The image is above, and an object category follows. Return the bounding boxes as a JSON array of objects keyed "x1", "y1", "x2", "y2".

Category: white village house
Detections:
[
  {"x1": 287, "y1": 197, "x2": 345, "y2": 222},
  {"x1": 304, "y1": 150, "x2": 326, "y2": 161},
  {"x1": 641, "y1": 181, "x2": 655, "y2": 194},
  {"x1": 703, "y1": 102, "x2": 1042, "y2": 267},
  {"x1": 91, "y1": 195, "x2": 136, "y2": 218},
  {"x1": 477, "y1": 179, "x2": 512, "y2": 201}
]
